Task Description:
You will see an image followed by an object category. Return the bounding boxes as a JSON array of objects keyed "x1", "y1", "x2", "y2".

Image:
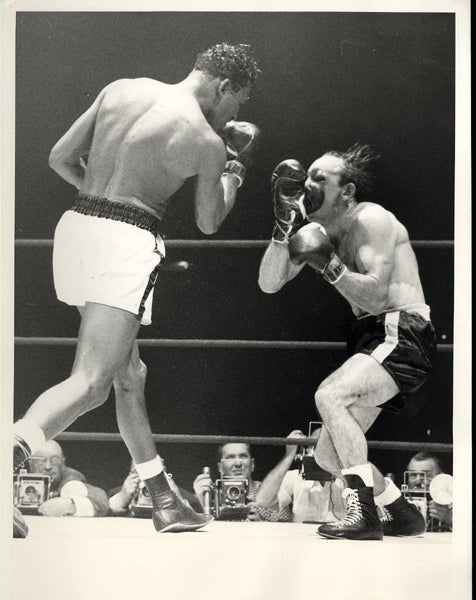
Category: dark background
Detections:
[{"x1": 14, "y1": 12, "x2": 454, "y2": 495}]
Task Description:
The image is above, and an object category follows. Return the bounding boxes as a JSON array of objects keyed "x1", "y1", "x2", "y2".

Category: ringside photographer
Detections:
[
  {"x1": 399, "y1": 451, "x2": 453, "y2": 532},
  {"x1": 13, "y1": 440, "x2": 109, "y2": 518},
  {"x1": 193, "y1": 443, "x2": 266, "y2": 521},
  {"x1": 256, "y1": 428, "x2": 346, "y2": 523}
]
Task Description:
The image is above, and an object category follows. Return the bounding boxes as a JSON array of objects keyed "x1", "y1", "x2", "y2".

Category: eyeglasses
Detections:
[{"x1": 26, "y1": 455, "x2": 64, "y2": 471}]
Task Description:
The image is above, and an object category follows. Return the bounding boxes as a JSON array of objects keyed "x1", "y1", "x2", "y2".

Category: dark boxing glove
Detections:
[
  {"x1": 288, "y1": 223, "x2": 347, "y2": 284},
  {"x1": 271, "y1": 159, "x2": 309, "y2": 243},
  {"x1": 222, "y1": 121, "x2": 260, "y2": 188}
]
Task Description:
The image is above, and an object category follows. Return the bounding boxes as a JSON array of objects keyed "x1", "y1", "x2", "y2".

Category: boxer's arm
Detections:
[
  {"x1": 258, "y1": 240, "x2": 305, "y2": 293},
  {"x1": 332, "y1": 208, "x2": 397, "y2": 314},
  {"x1": 194, "y1": 139, "x2": 239, "y2": 234},
  {"x1": 48, "y1": 86, "x2": 109, "y2": 189}
]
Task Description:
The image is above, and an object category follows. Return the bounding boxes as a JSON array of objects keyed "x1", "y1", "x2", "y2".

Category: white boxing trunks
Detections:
[{"x1": 53, "y1": 195, "x2": 165, "y2": 326}]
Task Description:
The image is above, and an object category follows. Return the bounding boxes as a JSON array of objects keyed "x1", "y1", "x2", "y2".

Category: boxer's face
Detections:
[
  {"x1": 211, "y1": 81, "x2": 251, "y2": 131},
  {"x1": 305, "y1": 154, "x2": 347, "y2": 222},
  {"x1": 218, "y1": 443, "x2": 254, "y2": 479}
]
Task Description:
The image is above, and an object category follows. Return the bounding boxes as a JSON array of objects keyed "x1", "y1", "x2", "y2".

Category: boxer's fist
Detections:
[
  {"x1": 289, "y1": 223, "x2": 347, "y2": 284},
  {"x1": 223, "y1": 121, "x2": 260, "y2": 166},
  {"x1": 222, "y1": 121, "x2": 260, "y2": 187},
  {"x1": 271, "y1": 159, "x2": 308, "y2": 242}
]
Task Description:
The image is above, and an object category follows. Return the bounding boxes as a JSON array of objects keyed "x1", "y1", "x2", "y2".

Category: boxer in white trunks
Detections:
[{"x1": 13, "y1": 43, "x2": 260, "y2": 537}]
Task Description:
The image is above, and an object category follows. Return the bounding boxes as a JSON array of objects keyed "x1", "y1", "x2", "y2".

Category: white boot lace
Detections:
[
  {"x1": 379, "y1": 506, "x2": 393, "y2": 522},
  {"x1": 329, "y1": 488, "x2": 362, "y2": 526}
]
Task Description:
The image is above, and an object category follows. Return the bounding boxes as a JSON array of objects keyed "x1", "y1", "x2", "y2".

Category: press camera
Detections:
[
  {"x1": 295, "y1": 421, "x2": 333, "y2": 482},
  {"x1": 129, "y1": 480, "x2": 153, "y2": 518},
  {"x1": 213, "y1": 476, "x2": 249, "y2": 521},
  {"x1": 13, "y1": 469, "x2": 50, "y2": 514},
  {"x1": 401, "y1": 471, "x2": 453, "y2": 532}
]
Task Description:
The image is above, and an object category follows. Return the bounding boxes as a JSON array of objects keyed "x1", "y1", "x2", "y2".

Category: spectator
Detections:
[
  {"x1": 256, "y1": 430, "x2": 347, "y2": 523},
  {"x1": 405, "y1": 451, "x2": 452, "y2": 531},
  {"x1": 108, "y1": 461, "x2": 201, "y2": 516},
  {"x1": 23, "y1": 440, "x2": 109, "y2": 517},
  {"x1": 193, "y1": 443, "x2": 263, "y2": 521}
]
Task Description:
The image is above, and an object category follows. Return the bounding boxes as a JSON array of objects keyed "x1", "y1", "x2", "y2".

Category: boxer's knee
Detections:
[
  {"x1": 72, "y1": 370, "x2": 114, "y2": 411},
  {"x1": 114, "y1": 359, "x2": 147, "y2": 397},
  {"x1": 315, "y1": 384, "x2": 339, "y2": 418}
]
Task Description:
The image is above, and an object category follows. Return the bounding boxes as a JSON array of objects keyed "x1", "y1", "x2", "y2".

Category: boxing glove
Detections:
[
  {"x1": 271, "y1": 159, "x2": 308, "y2": 242},
  {"x1": 222, "y1": 121, "x2": 260, "y2": 187},
  {"x1": 289, "y1": 223, "x2": 347, "y2": 284}
]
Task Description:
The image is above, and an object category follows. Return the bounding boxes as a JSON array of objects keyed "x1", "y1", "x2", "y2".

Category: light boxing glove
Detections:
[
  {"x1": 271, "y1": 159, "x2": 309, "y2": 242},
  {"x1": 222, "y1": 121, "x2": 260, "y2": 188},
  {"x1": 288, "y1": 222, "x2": 347, "y2": 284}
]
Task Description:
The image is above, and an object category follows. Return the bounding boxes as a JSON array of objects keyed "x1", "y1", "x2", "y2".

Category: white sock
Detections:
[
  {"x1": 134, "y1": 456, "x2": 163, "y2": 481},
  {"x1": 374, "y1": 477, "x2": 401, "y2": 506},
  {"x1": 342, "y1": 463, "x2": 374, "y2": 487},
  {"x1": 13, "y1": 419, "x2": 46, "y2": 454}
]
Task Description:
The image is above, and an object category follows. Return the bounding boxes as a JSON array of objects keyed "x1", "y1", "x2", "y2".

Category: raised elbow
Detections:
[
  {"x1": 258, "y1": 272, "x2": 283, "y2": 294},
  {"x1": 48, "y1": 146, "x2": 64, "y2": 173},
  {"x1": 196, "y1": 214, "x2": 221, "y2": 235}
]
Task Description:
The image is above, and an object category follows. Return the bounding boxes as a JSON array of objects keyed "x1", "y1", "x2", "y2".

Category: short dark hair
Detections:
[
  {"x1": 217, "y1": 442, "x2": 252, "y2": 460},
  {"x1": 327, "y1": 143, "x2": 379, "y2": 201},
  {"x1": 409, "y1": 451, "x2": 451, "y2": 474},
  {"x1": 194, "y1": 43, "x2": 260, "y2": 91}
]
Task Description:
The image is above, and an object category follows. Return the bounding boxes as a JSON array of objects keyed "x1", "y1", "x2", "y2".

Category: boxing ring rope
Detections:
[
  {"x1": 14, "y1": 337, "x2": 454, "y2": 352},
  {"x1": 15, "y1": 239, "x2": 454, "y2": 249},
  {"x1": 16, "y1": 236, "x2": 454, "y2": 455},
  {"x1": 14, "y1": 236, "x2": 455, "y2": 350},
  {"x1": 54, "y1": 431, "x2": 452, "y2": 453}
]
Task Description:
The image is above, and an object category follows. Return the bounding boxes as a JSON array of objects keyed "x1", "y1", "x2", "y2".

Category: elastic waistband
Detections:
[
  {"x1": 357, "y1": 304, "x2": 431, "y2": 322},
  {"x1": 72, "y1": 195, "x2": 162, "y2": 237},
  {"x1": 394, "y1": 303, "x2": 431, "y2": 321}
]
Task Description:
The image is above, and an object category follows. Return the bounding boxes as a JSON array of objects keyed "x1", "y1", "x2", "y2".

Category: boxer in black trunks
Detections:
[
  {"x1": 258, "y1": 145, "x2": 436, "y2": 540},
  {"x1": 13, "y1": 43, "x2": 260, "y2": 537}
]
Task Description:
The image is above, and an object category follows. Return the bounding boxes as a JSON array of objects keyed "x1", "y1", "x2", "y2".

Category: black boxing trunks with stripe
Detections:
[{"x1": 347, "y1": 305, "x2": 437, "y2": 413}]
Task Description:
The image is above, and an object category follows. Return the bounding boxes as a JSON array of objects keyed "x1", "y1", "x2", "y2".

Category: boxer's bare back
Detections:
[{"x1": 78, "y1": 78, "x2": 222, "y2": 217}]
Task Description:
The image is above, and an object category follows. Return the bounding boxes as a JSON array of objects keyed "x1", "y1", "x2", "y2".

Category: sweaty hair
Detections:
[
  {"x1": 327, "y1": 143, "x2": 379, "y2": 201},
  {"x1": 194, "y1": 43, "x2": 260, "y2": 91}
]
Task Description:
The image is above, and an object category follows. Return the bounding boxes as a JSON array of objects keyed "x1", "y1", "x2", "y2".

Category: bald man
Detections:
[{"x1": 22, "y1": 440, "x2": 109, "y2": 518}]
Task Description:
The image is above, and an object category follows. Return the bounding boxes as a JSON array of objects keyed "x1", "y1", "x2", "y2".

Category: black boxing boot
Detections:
[
  {"x1": 146, "y1": 471, "x2": 213, "y2": 533},
  {"x1": 14, "y1": 434, "x2": 31, "y2": 472},
  {"x1": 317, "y1": 474, "x2": 383, "y2": 540},
  {"x1": 380, "y1": 495, "x2": 426, "y2": 536}
]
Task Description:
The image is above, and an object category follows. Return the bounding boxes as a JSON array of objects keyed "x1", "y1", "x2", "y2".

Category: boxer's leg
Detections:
[
  {"x1": 314, "y1": 354, "x2": 398, "y2": 540},
  {"x1": 314, "y1": 354, "x2": 425, "y2": 539},
  {"x1": 114, "y1": 341, "x2": 157, "y2": 464},
  {"x1": 113, "y1": 341, "x2": 212, "y2": 533},
  {"x1": 14, "y1": 302, "x2": 139, "y2": 463},
  {"x1": 313, "y1": 405, "x2": 384, "y2": 493}
]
